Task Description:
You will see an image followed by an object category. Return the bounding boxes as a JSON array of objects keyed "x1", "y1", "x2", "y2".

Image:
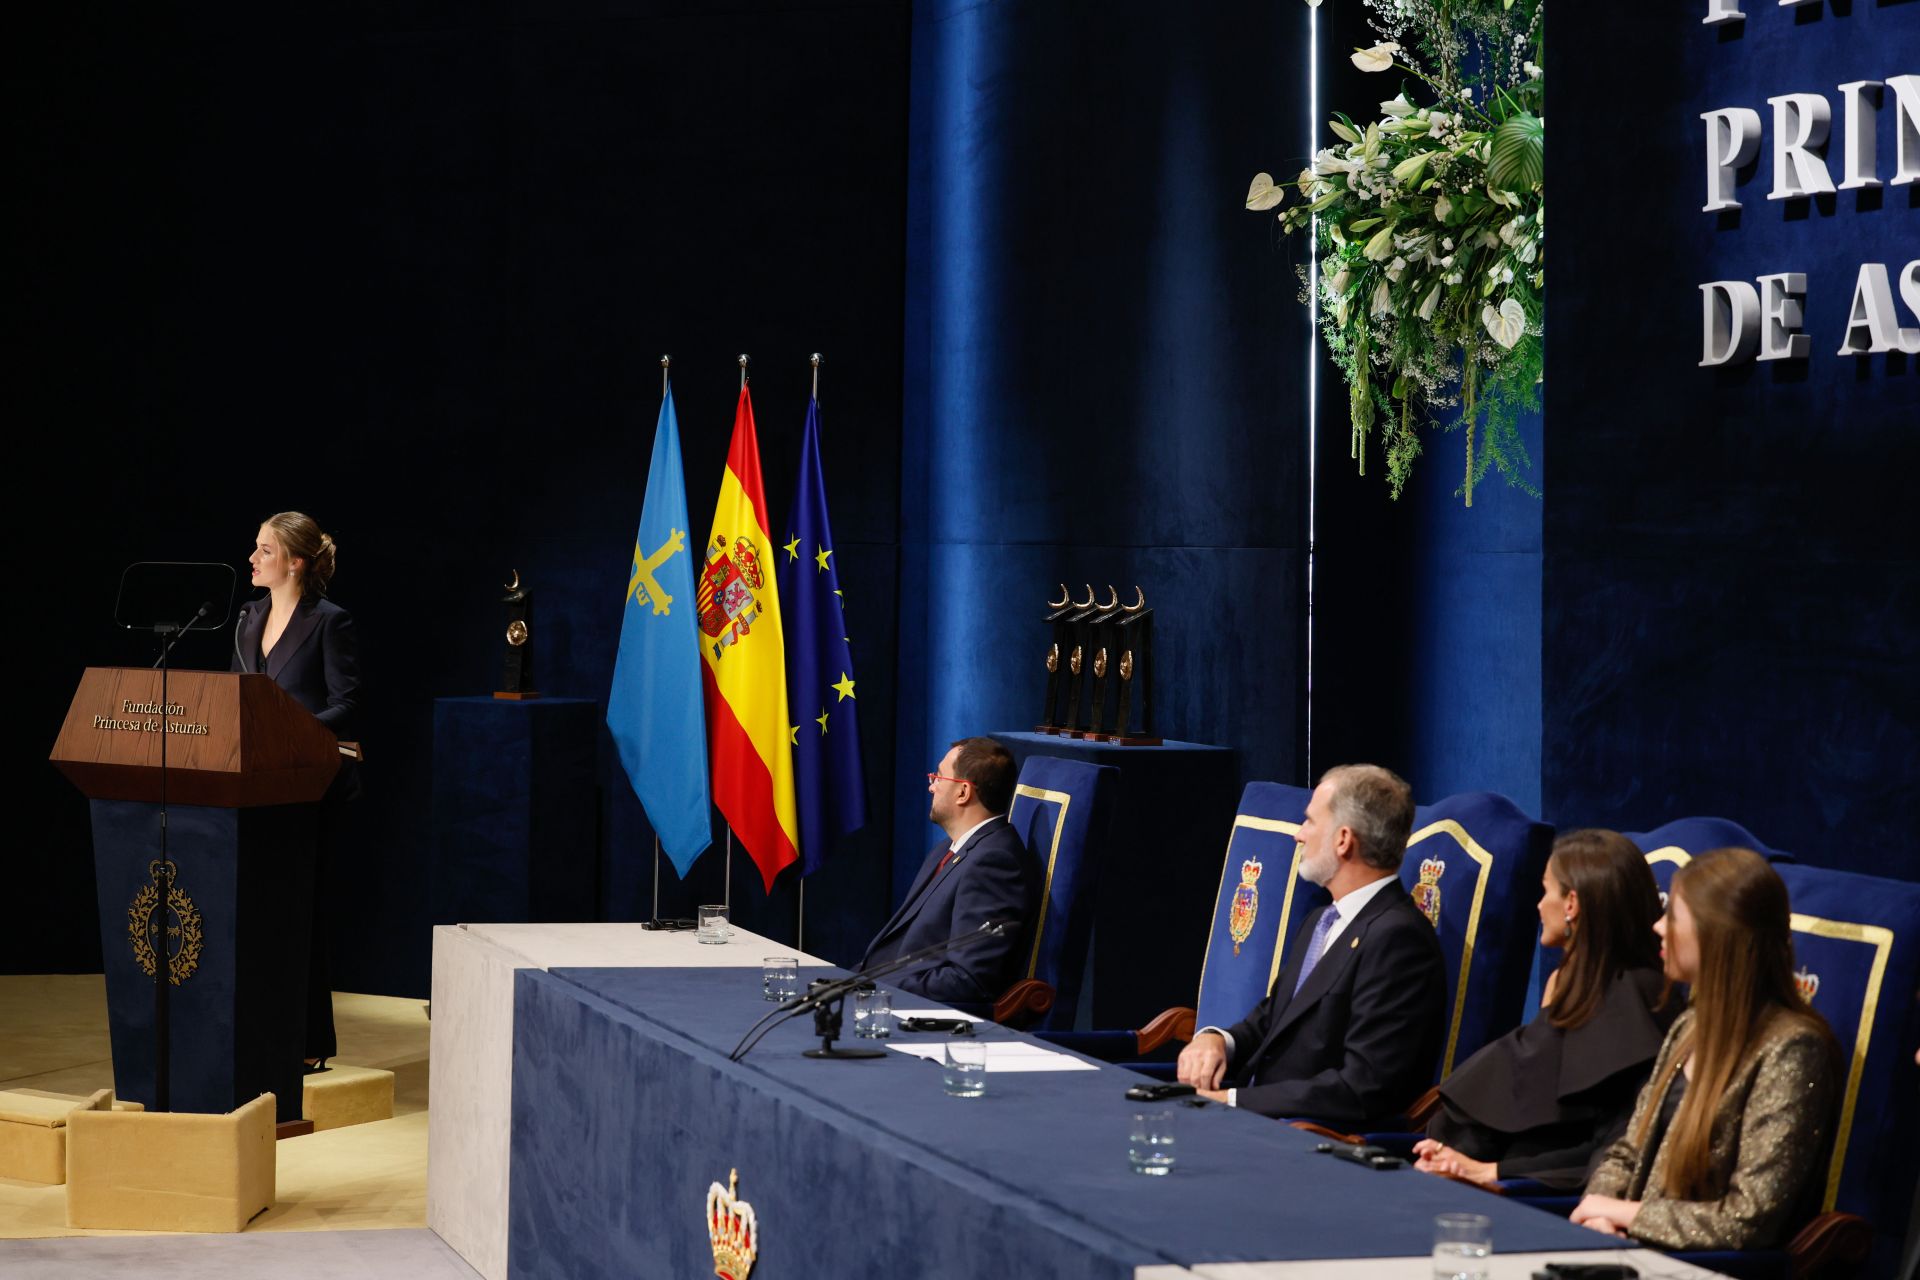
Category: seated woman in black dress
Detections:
[
  {"x1": 1412, "y1": 829, "x2": 1672, "y2": 1191},
  {"x1": 1572, "y1": 848, "x2": 1839, "y2": 1249},
  {"x1": 237, "y1": 511, "x2": 360, "y2": 1068}
]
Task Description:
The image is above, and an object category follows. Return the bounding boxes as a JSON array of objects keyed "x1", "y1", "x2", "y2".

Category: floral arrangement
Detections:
[{"x1": 1249, "y1": 0, "x2": 1544, "y2": 504}]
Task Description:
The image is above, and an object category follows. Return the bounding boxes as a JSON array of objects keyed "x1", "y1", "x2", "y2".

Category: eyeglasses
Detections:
[{"x1": 927, "y1": 772, "x2": 971, "y2": 787}]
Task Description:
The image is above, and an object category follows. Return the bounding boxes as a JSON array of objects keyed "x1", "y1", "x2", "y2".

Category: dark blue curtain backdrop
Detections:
[
  {"x1": 1544, "y1": 3, "x2": 1919, "y2": 878},
  {"x1": 1307, "y1": 2, "x2": 1544, "y2": 817},
  {"x1": 12, "y1": 0, "x2": 913, "y2": 986},
  {"x1": 897, "y1": 0, "x2": 1312, "y2": 890}
]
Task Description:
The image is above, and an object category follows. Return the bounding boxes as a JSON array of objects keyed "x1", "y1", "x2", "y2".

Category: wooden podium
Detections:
[{"x1": 51, "y1": 669, "x2": 342, "y2": 1123}]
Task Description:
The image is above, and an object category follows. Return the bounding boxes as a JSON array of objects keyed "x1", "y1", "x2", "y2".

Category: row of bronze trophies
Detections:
[{"x1": 1036, "y1": 585, "x2": 1159, "y2": 744}]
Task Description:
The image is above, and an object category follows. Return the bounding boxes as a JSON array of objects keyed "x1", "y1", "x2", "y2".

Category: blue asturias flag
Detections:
[
  {"x1": 608, "y1": 383, "x2": 712, "y2": 874},
  {"x1": 778, "y1": 395, "x2": 868, "y2": 875}
]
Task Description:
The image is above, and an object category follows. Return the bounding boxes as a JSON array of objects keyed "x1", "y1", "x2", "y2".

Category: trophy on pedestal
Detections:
[
  {"x1": 1059, "y1": 585, "x2": 1099, "y2": 733},
  {"x1": 1107, "y1": 587, "x2": 1159, "y2": 744},
  {"x1": 495, "y1": 570, "x2": 541, "y2": 700},
  {"x1": 1036, "y1": 584, "x2": 1078, "y2": 733},
  {"x1": 1079, "y1": 586, "x2": 1126, "y2": 739}
]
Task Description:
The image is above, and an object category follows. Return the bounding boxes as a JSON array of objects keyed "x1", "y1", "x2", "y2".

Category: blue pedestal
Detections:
[
  {"x1": 994, "y1": 733, "x2": 1240, "y2": 1029},
  {"x1": 91, "y1": 800, "x2": 317, "y2": 1123},
  {"x1": 432, "y1": 697, "x2": 598, "y2": 925}
]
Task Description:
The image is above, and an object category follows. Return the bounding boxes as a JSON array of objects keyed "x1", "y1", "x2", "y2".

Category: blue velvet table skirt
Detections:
[{"x1": 506, "y1": 966, "x2": 1615, "y2": 1278}]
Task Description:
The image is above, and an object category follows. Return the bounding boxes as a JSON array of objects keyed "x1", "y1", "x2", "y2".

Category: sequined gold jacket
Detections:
[{"x1": 1586, "y1": 1007, "x2": 1838, "y2": 1250}]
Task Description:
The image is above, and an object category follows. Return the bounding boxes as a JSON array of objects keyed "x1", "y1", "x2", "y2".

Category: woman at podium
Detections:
[{"x1": 235, "y1": 510, "x2": 360, "y2": 1070}]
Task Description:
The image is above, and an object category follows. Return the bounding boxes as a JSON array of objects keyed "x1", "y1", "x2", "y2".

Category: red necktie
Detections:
[{"x1": 934, "y1": 846, "x2": 957, "y2": 876}]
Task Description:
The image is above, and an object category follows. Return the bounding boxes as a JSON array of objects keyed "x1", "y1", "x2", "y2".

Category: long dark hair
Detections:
[
  {"x1": 1635, "y1": 848, "x2": 1835, "y2": 1199},
  {"x1": 1545, "y1": 829, "x2": 1664, "y2": 1030}
]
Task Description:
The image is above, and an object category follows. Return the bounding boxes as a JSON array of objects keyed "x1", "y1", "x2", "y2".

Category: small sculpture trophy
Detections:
[
  {"x1": 1108, "y1": 587, "x2": 1159, "y2": 744},
  {"x1": 495, "y1": 569, "x2": 540, "y2": 700},
  {"x1": 1078, "y1": 586, "x2": 1126, "y2": 739},
  {"x1": 1036, "y1": 584, "x2": 1078, "y2": 733},
  {"x1": 1059, "y1": 584, "x2": 1099, "y2": 733}
]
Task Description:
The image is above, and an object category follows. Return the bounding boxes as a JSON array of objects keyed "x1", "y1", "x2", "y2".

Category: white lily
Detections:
[
  {"x1": 1390, "y1": 152, "x2": 1431, "y2": 184},
  {"x1": 1386, "y1": 256, "x2": 1407, "y2": 283},
  {"x1": 1515, "y1": 239, "x2": 1538, "y2": 264},
  {"x1": 1434, "y1": 195, "x2": 1452, "y2": 222},
  {"x1": 1329, "y1": 120, "x2": 1362, "y2": 145},
  {"x1": 1328, "y1": 267, "x2": 1352, "y2": 296},
  {"x1": 1351, "y1": 41, "x2": 1401, "y2": 73},
  {"x1": 1418, "y1": 283, "x2": 1442, "y2": 321},
  {"x1": 1381, "y1": 94, "x2": 1415, "y2": 118},
  {"x1": 1246, "y1": 172, "x2": 1286, "y2": 212},
  {"x1": 1363, "y1": 222, "x2": 1398, "y2": 261},
  {"x1": 1371, "y1": 279, "x2": 1393, "y2": 316}
]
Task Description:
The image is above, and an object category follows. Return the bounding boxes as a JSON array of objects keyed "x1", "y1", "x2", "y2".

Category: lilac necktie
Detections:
[{"x1": 1291, "y1": 903, "x2": 1341, "y2": 997}]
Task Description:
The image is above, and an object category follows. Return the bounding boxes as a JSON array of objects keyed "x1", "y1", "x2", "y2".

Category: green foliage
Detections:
[{"x1": 1252, "y1": 0, "x2": 1545, "y2": 505}]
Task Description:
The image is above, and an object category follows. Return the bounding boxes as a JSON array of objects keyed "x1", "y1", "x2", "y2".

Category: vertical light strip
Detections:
[{"x1": 1305, "y1": 0, "x2": 1319, "y2": 781}]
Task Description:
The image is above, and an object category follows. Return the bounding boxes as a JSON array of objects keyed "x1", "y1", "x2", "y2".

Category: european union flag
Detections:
[
  {"x1": 778, "y1": 396, "x2": 868, "y2": 875},
  {"x1": 608, "y1": 384, "x2": 712, "y2": 874}
]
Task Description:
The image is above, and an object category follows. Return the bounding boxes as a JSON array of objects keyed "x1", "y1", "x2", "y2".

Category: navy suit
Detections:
[
  {"x1": 233, "y1": 592, "x2": 361, "y2": 1059},
  {"x1": 860, "y1": 816, "x2": 1040, "y2": 1013},
  {"x1": 1221, "y1": 878, "x2": 1447, "y2": 1131}
]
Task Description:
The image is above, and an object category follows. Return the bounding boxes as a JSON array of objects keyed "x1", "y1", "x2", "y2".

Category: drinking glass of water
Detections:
[
  {"x1": 941, "y1": 1038, "x2": 986, "y2": 1097},
  {"x1": 1128, "y1": 1111, "x2": 1176, "y2": 1176},
  {"x1": 696, "y1": 904, "x2": 730, "y2": 944},
  {"x1": 1432, "y1": 1211, "x2": 1491, "y2": 1280},
  {"x1": 761, "y1": 956, "x2": 799, "y2": 1001},
  {"x1": 853, "y1": 985, "x2": 892, "y2": 1038}
]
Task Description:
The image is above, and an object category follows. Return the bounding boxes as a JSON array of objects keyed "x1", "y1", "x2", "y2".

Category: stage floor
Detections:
[{"x1": 0, "y1": 973, "x2": 462, "y2": 1273}]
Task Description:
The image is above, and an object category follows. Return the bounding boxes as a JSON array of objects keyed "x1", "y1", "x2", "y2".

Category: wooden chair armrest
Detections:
[
  {"x1": 1288, "y1": 1119, "x2": 1364, "y2": 1145},
  {"x1": 1785, "y1": 1210, "x2": 1871, "y2": 1280},
  {"x1": 1133, "y1": 1007, "x2": 1197, "y2": 1056},
  {"x1": 1403, "y1": 1083, "x2": 1444, "y2": 1129},
  {"x1": 992, "y1": 978, "x2": 1055, "y2": 1029}
]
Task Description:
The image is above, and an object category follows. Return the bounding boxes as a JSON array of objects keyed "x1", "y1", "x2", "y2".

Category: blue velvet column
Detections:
[
  {"x1": 432, "y1": 697, "x2": 598, "y2": 924},
  {"x1": 899, "y1": 0, "x2": 1312, "y2": 901}
]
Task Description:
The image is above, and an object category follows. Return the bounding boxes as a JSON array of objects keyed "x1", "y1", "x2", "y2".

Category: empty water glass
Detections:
[
  {"x1": 762, "y1": 956, "x2": 799, "y2": 1001},
  {"x1": 1128, "y1": 1111, "x2": 1176, "y2": 1175},
  {"x1": 696, "y1": 904, "x2": 731, "y2": 944},
  {"x1": 1432, "y1": 1212, "x2": 1491, "y2": 1280},
  {"x1": 853, "y1": 985, "x2": 892, "y2": 1038},
  {"x1": 942, "y1": 1038, "x2": 986, "y2": 1097}
]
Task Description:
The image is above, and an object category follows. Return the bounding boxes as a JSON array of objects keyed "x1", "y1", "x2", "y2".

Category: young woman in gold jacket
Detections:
[{"x1": 1572, "y1": 847, "x2": 1839, "y2": 1250}]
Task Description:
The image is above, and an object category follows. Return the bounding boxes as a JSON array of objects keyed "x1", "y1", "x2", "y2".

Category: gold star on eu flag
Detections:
[
  {"x1": 789, "y1": 724, "x2": 800, "y2": 745},
  {"x1": 831, "y1": 672, "x2": 856, "y2": 702},
  {"x1": 815, "y1": 545, "x2": 833, "y2": 572},
  {"x1": 783, "y1": 535, "x2": 801, "y2": 562},
  {"x1": 815, "y1": 707, "x2": 830, "y2": 734}
]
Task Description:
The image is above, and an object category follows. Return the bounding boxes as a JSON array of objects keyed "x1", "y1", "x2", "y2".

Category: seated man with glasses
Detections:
[{"x1": 858, "y1": 736, "x2": 1039, "y2": 1013}]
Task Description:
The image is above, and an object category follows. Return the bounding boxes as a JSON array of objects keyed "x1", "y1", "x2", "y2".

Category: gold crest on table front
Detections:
[
  {"x1": 127, "y1": 860, "x2": 203, "y2": 984},
  {"x1": 1412, "y1": 857, "x2": 1445, "y2": 928},
  {"x1": 707, "y1": 1167, "x2": 759, "y2": 1280}
]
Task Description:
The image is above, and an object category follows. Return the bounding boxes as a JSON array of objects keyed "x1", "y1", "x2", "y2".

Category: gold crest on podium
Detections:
[
  {"x1": 706, "y1": 1167, "x2": 759, "y2": 1280},
  {"x1": 127, "y1": 859, "x2": 204, "y2": 984}
]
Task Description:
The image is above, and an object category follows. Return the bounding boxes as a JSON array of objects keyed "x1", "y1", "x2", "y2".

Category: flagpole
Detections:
[
  {"x1": 796, "y1": 352, "x2": 825, "y2": 952},
  {"x1": 725, "y1": 829, "x2": 733, "y2": 910},
  {"x1": 739, "y1": 352, "x2": 748, "y2": 389},
  {"x1": 651, "y1": 353, "x2": 670, "y2": 926}
]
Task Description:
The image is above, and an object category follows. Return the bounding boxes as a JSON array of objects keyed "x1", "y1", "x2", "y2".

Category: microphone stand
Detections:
[
  {"x1": 143, "y1": 600, "x2": 209, "y2": 1112},
  {"x1": 728, "y1": 921, "x2": 1010, "y2": 1064}
]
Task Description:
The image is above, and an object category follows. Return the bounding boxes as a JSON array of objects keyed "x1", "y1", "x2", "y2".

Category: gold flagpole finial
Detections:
[{"x1": 738, "y1": 353, "x2": 750, "y2": 390}]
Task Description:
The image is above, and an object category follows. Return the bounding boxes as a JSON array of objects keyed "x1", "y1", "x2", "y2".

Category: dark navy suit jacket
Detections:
[
  {"x1": 233, "y1": 593, "x2": 361, "y2": 796},
  {"x1": 1221, "y1": 877, "x2": 1447, "y2": 1131},
  {"x1": 860, "y1": 816, "x2": 1039, "y2": 1012}
]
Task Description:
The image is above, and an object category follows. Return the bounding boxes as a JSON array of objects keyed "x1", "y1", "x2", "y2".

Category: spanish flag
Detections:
[{"x1": 698, "y1": 384, "x2": 800, "y2": 890}]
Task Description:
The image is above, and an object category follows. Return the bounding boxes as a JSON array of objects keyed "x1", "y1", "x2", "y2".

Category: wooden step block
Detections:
[
  {"x1": 301, "y1": 1064, "x2": 395, "y2": 1132},
  {"x1": 0, "y1": 1088, "x2": 135, "y2": 1185}
]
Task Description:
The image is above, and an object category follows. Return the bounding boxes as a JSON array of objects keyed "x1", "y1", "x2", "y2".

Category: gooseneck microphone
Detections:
[
  {"x1": 151, "y1": 601, "x2": 215, "y2": 668},
  {"x1": 232, "y1": 605, "x2": 251, "y2": 672}
]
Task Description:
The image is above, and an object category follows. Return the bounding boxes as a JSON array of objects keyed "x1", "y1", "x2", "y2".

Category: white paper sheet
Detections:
[{"x1": 885, "y1": 1041, "x2": 1097, "y2": 1072}]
